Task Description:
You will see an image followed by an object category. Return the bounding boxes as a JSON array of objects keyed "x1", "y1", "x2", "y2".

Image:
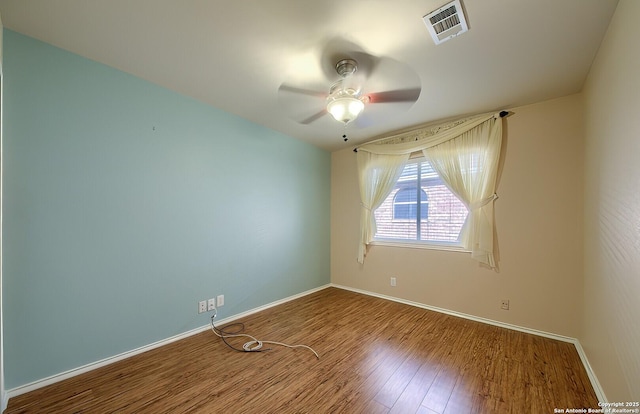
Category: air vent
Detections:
[{"x1": 423, "y1": 0, "x2": 469, "y2": 45}]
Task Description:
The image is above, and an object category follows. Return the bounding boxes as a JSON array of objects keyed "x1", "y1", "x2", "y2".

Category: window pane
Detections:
[
  {"x1": 420, "y1": 184, "x2": 467, "y2": 242},
  {"x1": 395, "y1": 188, "x2": 418, "y2": 203},
  {"x1": 393, "y1": 187, "x2": 427, "y2": 220},
  {"x1": 420, "y1": 200, "x2": 428, "y2": 220},
  {"x1": 394, "y1": 203, "x2": 411, "y2": 219},
  {"x1": 374, "y1": 159, "x2": 468, "y2": 244},
  {"x1": 398, "y1": 163, "x2": 418, "y2": 182}
]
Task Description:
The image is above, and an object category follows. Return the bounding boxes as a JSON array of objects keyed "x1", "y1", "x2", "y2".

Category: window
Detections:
[
  {"x1": 393, "y1": 188, "x2": 428, "y2": 220},
  {"x1": 356, "y1": 113, "x2": 502, "y2": 266},
  {"x1": 373, "y1": 158, "x2": 468, "y2": 245}
]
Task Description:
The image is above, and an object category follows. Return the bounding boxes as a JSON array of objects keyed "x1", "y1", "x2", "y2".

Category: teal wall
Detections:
[{"x1": 2, "y1": 30, "x2": 330, "y2": 389}]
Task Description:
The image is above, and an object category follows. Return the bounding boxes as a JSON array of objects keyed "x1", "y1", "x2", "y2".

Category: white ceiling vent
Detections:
[{"x1": 423, "y1": 0, "x2": 469, "y2": 45}]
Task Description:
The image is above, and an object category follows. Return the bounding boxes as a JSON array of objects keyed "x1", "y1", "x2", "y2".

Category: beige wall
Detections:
[
  {"x1": 331, "y1": 0, "x2": 639, "y2": 402},
  {"x1": 582, "y1": 0, "x2": 640, "y2": 401},
  {"x1": 331, "y1": 94, "x2": 585, "y2": 337}
]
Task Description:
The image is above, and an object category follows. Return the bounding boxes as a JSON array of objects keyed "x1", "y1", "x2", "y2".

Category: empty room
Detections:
[{"x1": 0, "y1": 0, "x2": 638, "y2": 413}]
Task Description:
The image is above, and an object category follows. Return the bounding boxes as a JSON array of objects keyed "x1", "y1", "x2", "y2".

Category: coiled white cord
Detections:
[{"x1": 210, "y1": 310, "x2": 319, "y2": 359}]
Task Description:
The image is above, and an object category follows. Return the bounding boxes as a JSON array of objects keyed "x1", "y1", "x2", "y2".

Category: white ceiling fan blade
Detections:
[
  {"x1": 277, "y1": 83, "x2": 327, "y2": 124},
  {"x1": 278, "y1": 84, "x2": 326, "y2": 97},
  {"x1": 368, "y1": 88, "x2": 421, "y2": 104}
]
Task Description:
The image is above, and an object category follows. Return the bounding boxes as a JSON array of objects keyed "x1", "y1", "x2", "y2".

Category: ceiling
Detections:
[{"x1": 0, "y1": 0, "x2": 619, "y2": 151}]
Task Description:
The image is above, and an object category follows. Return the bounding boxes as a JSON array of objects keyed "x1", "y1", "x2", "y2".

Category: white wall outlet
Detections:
[
  {"x1": 198, "y1": 300, "x2": 207, "y2": 314},
  {"x1": 390, "y1": 277, "x2": 397, "y2": 287},
  {"x1": 207, "y1": 298, "x2": 216, "y2": 311},
  {"x1": 501, "y1": 299, "x2": 510, "y2": 310},
  {"x1": 217, "y1": 294, "x2": 225, "y2": 307}
]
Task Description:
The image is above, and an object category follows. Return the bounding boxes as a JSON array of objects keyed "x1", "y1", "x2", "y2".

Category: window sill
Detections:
[{"x1": 370, "y1": 240, "x2": 470, "y2": 253}]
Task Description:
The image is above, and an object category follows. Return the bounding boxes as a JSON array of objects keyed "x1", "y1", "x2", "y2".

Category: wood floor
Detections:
[{"x1": 6, "y1": 287, "x2": 598, "y2": 413}]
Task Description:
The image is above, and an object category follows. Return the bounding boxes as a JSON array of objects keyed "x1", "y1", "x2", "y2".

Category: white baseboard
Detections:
[
  {"x1": 6, "y1": 325, "x2": 211, "y2": 400},
  {"x1": 5, "y1": 284, "x2": 331, "y2": 402},
  {"x1": 5, "y1": 283, "x2": 607, "y2": 407},
  {"x1": 330, "y1": 283, "x2": 608, "y2": 403},
  {"x1": 330, "y1": 284, "x2": 575, "y2": 342},
  {"x1": 1, "y1": 390, "x2": 7, "y2": 413},
  {"x1": 573, "y1": 340, "x2": 608, "y2": 403}
]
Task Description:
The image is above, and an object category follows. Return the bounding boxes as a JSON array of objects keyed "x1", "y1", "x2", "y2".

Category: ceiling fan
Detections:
[
  {"x1": 325, "y1": 58, "x2": 369, "y2": 125},
  {"x1": 277, "y1": 46, "x2": 422, "y2": 130}
]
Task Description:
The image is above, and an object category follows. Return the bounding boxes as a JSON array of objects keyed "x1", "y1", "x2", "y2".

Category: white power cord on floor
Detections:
[{"x1": 210, "y1": 309, "x2": 320, "y2": 359}]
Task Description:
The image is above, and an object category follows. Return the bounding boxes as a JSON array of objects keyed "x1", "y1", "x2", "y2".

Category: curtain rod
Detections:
[{"x1": 352, "y1": 110, "x2": 510, "y2": 153}]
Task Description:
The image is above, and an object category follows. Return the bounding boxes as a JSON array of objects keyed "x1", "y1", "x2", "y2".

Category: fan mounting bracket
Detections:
[{"x1": 335, "y1": 59, "x2": 358, "y2": 78}]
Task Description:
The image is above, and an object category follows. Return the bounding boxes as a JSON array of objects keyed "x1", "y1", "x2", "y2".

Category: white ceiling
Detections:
[{"x1": 0, "y1": 0, "x2": 619, "y2": 151}]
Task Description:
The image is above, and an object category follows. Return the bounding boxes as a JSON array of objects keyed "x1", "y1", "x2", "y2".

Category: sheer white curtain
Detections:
[
  {"x1": 356, "y1": 112, "x2": 503, "y2": 267},
  {"x1": 422, "y1": 118, "x2": 502, "y2": 267},
  {"x1": 356, "y1": 151, "x2": 409, "y2": 263}
]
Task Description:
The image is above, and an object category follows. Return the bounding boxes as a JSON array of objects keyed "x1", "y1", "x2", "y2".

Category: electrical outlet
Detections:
[
  {"x1": 207, "y1": 298, "x2": 216, "y2": 311},
  {"x1": 198, "y1": 300, "x2": 207, "y2": 314},
  {"x1": 501, "y1": 299, "x2": 510, "y2": 310},
  {"x1": 390, "y1": 277, "x2": 397, "y2": 287},
  {"x1": 217, "y1": 294, "x2": 225, "y2": 307}
]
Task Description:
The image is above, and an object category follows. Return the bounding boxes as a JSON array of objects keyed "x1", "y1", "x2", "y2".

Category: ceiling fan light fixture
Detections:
[{"x1": 327, "y1": 92, "x2": 365, "y2": 124}]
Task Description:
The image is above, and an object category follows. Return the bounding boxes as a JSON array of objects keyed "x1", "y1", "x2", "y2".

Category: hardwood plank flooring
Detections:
[{"x1": 6, "y1": 287, "x2": 599, "y2": 413}]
